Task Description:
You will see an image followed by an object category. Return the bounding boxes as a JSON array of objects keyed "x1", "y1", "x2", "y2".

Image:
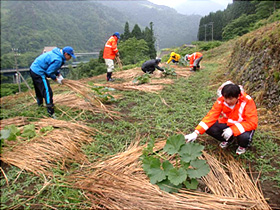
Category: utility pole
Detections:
[
  {"x1": 204, "y1": 24, "x2": 207, "y2": 41},
  {"x1": 208, "y1": 22, "x2": 214, "y2": 41},
  {"x1": 12, "y1": 48, "x2": 21, "y2": 92}
]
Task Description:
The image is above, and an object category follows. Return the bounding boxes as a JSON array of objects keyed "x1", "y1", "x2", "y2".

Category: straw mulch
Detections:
[
  {"x1": 1, "y1": 118, "x2": 97, "y2": 176},
  {"x1": 62, "y1": 79, "x2": 121, "y2": 119},
  {"x1": 0, "y1": 116, "x2": 29, "y2": 130},
  {"x1": 68, "y1": 139, "x2": 271, "y2": 210},
  {"x1": 53, "y1": 92, "x2": 121, "y2": 115},
  {"x1": 93, "y1": 79, "x2": 174, "y2": 93}
]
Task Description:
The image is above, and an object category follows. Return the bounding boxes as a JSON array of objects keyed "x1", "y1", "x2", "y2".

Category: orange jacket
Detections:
[
  {"x1": 103, "y1": 36, "x2": 119, "y2": 60},
  {"x1": 195, "y1": 92, "x2": 258, "y2": 136},
  {"x1": 187, "y1": 52, "x2": 203, "y2": 68}
]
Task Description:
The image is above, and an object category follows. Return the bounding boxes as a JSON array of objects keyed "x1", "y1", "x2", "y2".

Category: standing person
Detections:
[
  {"x1": 30, "y1": 46, "x2": 76, "y2": 118},
  {"x1": 166, "y1": 52, "x2": 181, "y2": 64},
  {"x1": 184, "y1": 83, "x2": 258, "y2": 155},
  {"x1": 141, "y1": 58, "x2": 165, "y2": 74},
  {"x1": 103, "y1": 32, "x2": 120, "y2": 82},
  {"x1": 185, "y1": 52, "x2": 203, "y2": 71}
]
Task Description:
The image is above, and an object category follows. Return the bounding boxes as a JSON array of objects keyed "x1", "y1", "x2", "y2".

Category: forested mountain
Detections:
[
  {"x1": 100, "y1": 1, "x2": 201, "y2": 49},
  {"x1": 1, "y1": 1, "x2": 201, "y2": 69},
  {"x1": 198, "y1": 0, "x2": 280, "y2": 41}
]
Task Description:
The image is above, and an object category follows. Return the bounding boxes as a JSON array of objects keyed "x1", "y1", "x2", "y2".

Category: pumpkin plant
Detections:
[{"x1": 141, "y1": 134, "x2": 210, "y2": 193}]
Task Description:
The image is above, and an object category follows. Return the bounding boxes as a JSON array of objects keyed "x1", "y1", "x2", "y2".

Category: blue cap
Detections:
[
  {"x1": 113, "y1": 32, "x2": 120, "y2": 39},
  {"x1": 63, "y1": 46, "x2": 76, "y2": 59}
]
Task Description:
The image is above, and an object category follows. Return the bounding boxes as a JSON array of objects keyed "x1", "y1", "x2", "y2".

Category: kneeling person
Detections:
[
  {"x1": 141, "y1": 58, "x2": 165, "y2": 74},
  {"x1": 184, "y1": 83, "x2": 258, "y2": 155}
]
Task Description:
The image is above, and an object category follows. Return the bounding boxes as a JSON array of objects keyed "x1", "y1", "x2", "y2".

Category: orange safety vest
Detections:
[
  {"x1": 103, "y1": 36, "x2": 119, "y2": 60},
  {"x1": 195, "y1": 92, "x2": 258, "y2": 136},
  {"x1": 188, "y1": 52, "x2": 203, "y2": 68}
]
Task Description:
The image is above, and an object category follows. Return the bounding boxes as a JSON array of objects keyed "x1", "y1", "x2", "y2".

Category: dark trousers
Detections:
[
  {"x1": 141, "y1": 67, "x2": 154, "y2": 74},
  {"x1": 30, "y1": 70, "x2": 54, "y2": 115},
  {"x1": 206, "y1": 121, "x2": 255, "y2": 148}
]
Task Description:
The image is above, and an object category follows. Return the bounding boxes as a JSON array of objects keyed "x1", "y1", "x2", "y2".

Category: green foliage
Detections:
[
  {"x1": 67, "y1": 59, "x2": 107, "y2": 80},
  {"x1": 142, "y1": 134, "x2": 210, "y2": 192},
  {"x1": 0, "y1": 83, "x2": 30, "y2": 97},
  {"x1": 198, "y1": 1, "x2": 280, "y2": 41},
  {"x1": 0, "y1": 125, "x2": 20, "y2": 142},
  {"x1": 192, "y1": 41, "x2": 223, "y2": 51},
  {"x1": 40, "y1": 125, "x2": 54, "y2": 133},
  {"x1": 222, "y1": 14, "x2": 258, "y2": 40},
  {"x1": 21, "y1": 124, "x2": 36, "y2": 139},
  {"x1": 119, "y1": 37, "x2": 150, "y2": 65},
  {"x1": 88, "y1": 84, "x2": 117, "y2": 103},
  {"x1": 133, "y1": 73, "x2": 151, "y2": 85},
  {"x1": 163, "y1": 66, "x2": 177, "y2": 76}
]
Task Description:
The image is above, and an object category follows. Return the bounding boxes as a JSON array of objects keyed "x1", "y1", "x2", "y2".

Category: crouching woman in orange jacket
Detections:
[
  {"x1": 184, "y1": 83, "x2": 258, "y2": 155},
  {"x1": 185, "y1": 52, "x2": 203, "y2": 71}
]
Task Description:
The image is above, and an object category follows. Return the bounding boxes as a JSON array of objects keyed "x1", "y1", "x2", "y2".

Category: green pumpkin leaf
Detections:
[
  {"x1": 0, "y1": 129, "x2": 11, "y2": 140},
  {"x1": 179, "y1": 142, "x2": 204, "y2": 163},
  {"x1": 157, "y1": 179, "x2": 182, "y2": 193},
  {"x1": 148, "y1": 167, "x2": 166, "y2": 184},
  {"x1": 162, "y1": 160, "x2": 174, "y2": 172},
  {"x1": 1, "y1": 125, "x2": 20, "y2": 141},
  {"x1": 40, "y1": 125, "x2": 54, "y2": 133},
  {"x1": 168, "y1": 168, "x2": 187, "y2": 185},
  {"x1": 163, "y1": 134, "x2": 185, "y2": 155},
  {"x1": 21, "y1": 124, "x2": 36, "y2": 138},
  {"x1": 188, "y1": 159, "x2": 210, "y2": 179},
  {"x1": 184, "y1": 178, "x2": 199, "y2": 190}
]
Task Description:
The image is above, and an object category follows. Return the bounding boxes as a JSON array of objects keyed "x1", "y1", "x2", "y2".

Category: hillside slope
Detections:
[{"x1": 228, "y1": 21, "x2": 280, "y2": 111}]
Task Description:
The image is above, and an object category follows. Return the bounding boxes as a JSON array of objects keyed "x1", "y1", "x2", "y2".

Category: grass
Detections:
[{"x1": 1, "y1": 60, "x2": 280, "y2": 208}]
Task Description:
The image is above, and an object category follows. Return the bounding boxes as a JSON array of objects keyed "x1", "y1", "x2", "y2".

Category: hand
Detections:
[
  {"x1": 184, "y1": 131, "x2": 198, "y2": 143},
  {"x1": 222, "y1": 127, "x2": 233, "y2": 141},
  {"x1": 56, "y1": 74, "x2": 64, "y2": 85}
]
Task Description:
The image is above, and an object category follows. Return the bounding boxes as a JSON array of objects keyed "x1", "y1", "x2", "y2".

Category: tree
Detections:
[
  {"x1": 143, "y1": 22, "x2": 156, "y2": 59},
  {"x1": 131, "y1": 24, "x2": 143, "y2": 40},
  {"x1": 121, "y1": 22, "x2": 131, "y2": 41},
  {"x1": 118, "y1": 37, "x2": 149, "y2": 65}
]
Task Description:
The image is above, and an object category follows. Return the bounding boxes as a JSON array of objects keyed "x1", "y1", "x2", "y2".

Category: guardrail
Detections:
[{"x1": 0, "y1": 65, "x2": 77, "y2": 73}]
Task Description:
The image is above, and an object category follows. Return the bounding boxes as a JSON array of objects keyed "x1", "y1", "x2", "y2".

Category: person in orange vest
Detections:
[
  {"x1": 103, "y1": 32, "x2": 120, "y2": 82},
  {"x1": 185, "y1": 52, "x2": 203, "y2": 71},
  {"x1": 166, "y1": 52, "x2": 181, "y2": 64},
  {"x1": 184, "y1": 82, "x2": 258, "y2": 155}
]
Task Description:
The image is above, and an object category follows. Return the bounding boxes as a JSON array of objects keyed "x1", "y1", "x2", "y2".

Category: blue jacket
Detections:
[{"x1": 30, "y1": 48, "x2": 66, "y2": 80}]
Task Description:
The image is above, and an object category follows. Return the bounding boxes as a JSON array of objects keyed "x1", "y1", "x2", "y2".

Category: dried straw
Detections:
[
  {"x1": 1, "y1": 119, "x2": 96, "y2": 176},
  {"x1": 67, "y1": 139, "x2": 269, "y2": 209},
  {"x1": 0, "y1": 116, "x2": 29, "y2": 129},
  {"x1": 62, "y1": 79, "x2": 120, "y2": 119}
]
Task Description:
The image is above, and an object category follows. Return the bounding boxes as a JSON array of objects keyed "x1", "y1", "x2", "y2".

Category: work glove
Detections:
[
  {"x1": 222, "y1": 127, "x2": 233, "y2": 141},
  {"x1": 184, "y1": 131, "x2": 198, "y2": 143},
  {"x1": 56, "y1": 74, "x2": 64, "y2": 85}
]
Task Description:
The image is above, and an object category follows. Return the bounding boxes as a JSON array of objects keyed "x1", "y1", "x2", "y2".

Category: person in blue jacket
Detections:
[{"x1": 30, "y1": 46, "x2": 76, "y2": 117}]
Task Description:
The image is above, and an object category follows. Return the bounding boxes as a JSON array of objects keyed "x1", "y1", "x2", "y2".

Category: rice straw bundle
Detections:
[
  {"x1": 115, "y1": 56, "x2": 123, "y2": 71},
  {"x1": 0, "y1": 117, "x2": 29, "y2": 130},
  {"x1": 62, "y1": 79, "x2": 120, "y2": 119},
  {"x1": 1, "y1": 119, "x2": 96, "y2": 176},
  {"x1": 202, "y1": 151, "x2": 272, "y2": 210},
  {"x1": 67, "y1": 139, "x2": 269, "y2": 209},
  {"x1": 94, "y1": 78, "x2": 173, "y2": 93},
  {"x1": 53, "y1": 92, "x2": 117, "y2": 115}
]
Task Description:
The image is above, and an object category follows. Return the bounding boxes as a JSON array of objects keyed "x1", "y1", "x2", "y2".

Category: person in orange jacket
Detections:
[
  {"x1": 103, "y1": 32, "x2": 120, "y2": 82},
  {"x1": 166, "y1": 52, "x2": 181, "y2": 64},
  {"x1": 185, "y1": 52, "x2": 203, "y2": 71},
  {"x1": 184, "y1": 82, "x2": 258, "y2": 155}
]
